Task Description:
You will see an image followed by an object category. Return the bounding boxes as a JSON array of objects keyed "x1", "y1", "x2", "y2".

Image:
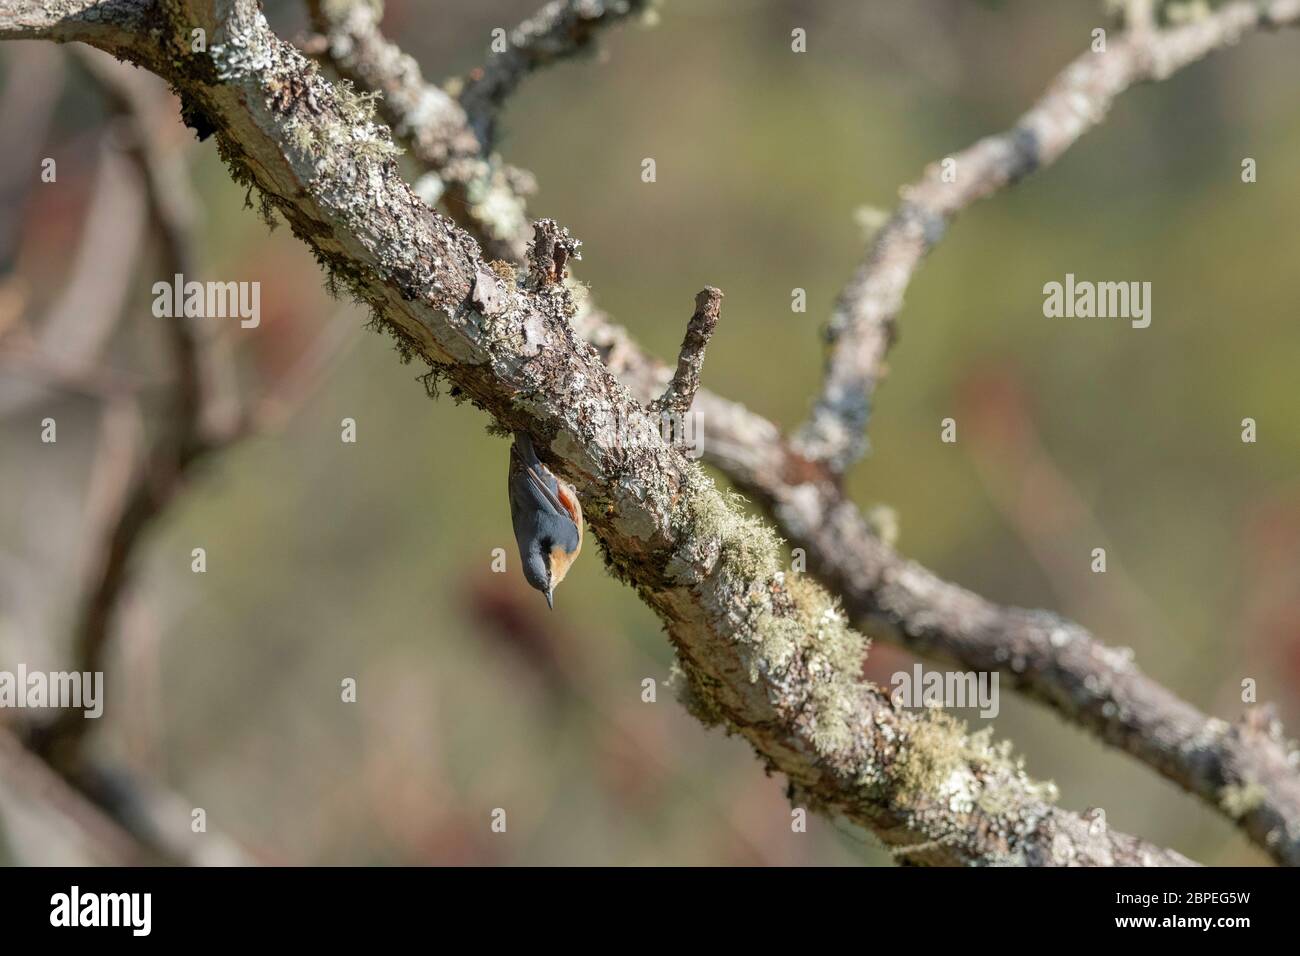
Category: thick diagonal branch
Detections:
[
  {"x1": 584, "y1": 311, "x2": 1300, "y2": 866},
  {"x1": 0, "y1": 0, "x2": 1195, "y2": 866},
  {"x1": 296, "y1": 0, "x2": 1300, "y2": 862}
]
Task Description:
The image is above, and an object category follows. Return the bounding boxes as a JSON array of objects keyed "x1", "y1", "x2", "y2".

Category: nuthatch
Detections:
[{"x1": 508, "y1": 431, "x2": 583, "y2": 609}]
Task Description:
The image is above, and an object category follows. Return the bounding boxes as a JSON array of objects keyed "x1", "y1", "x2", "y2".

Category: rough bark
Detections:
[{"x1": 0, "y1": 0, "x2": 1201, "y2": 865}]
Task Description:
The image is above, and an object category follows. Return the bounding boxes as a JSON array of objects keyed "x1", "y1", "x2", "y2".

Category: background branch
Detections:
[
  {"x1": 794, "y1": 0, "x2": 1300, "y2": 473},
  {"x1": 326, "y1": 0, "x2": 1300, "y2": 862},
  {"x1": 582, "y1": 309, "x2": 1300, "y2": 866},
  {"x1": 456, "y1": 0, "x2": 652, "y2": 150},
  {"x1": 0, "y1": 0, "x2": 1200, "y2": 865},
  {"x1": 5, "y1": 0, "x2": 1294, "y2": 868}
]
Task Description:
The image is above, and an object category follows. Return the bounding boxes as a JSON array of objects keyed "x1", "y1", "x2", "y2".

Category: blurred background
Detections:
[{"x1": 0, "y1": 0, "x2": 1297, "y2": 865}]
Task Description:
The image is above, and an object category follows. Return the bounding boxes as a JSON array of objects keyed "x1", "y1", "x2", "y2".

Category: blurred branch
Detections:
[
  {"x1": 0, "y1": 341, "x2": 145, "y2": 402},
  {"x1": 0, "y1": 127, "x2": 149, "y2": 417},
  {"x1": 0, "y1": 45, "x2": 64, "y2": 271},
  {"x1": 794, "y1": 0, "x2": 1300, "y2": 473},
  {"x1": 303, "y1": 0, "x2": 475, "y2": 168},
  {"x1": 455, "y1": 0, "x2": 652, "y2": 150},
  {"x1": 31, "y1": 47, "x2": 211, "y2": 770},
  {"x1": 26, "y1": 38, "x2": 351, "y2": 769},
  {"x1": 6, "y1": 679, "x2": 248, "y2": 869},
  {"x1": 0, "y1": 47, "x2": 253, "y2": 866},
  {"x1": 0, "y1": 0, "x2": 1198, "y2": 865},
  {"x1": 1133, "y1": 0, "x2": 1158, "y2": 32},
  {"x1": 0, "y1": 724, "x2": 151, "y2": 865},
  {"x1": 304, "y1": 0, "x2": 532, "y2": 263},
  {"x1": 304, "y1": 0, "x2": 653, "y2": 265}
]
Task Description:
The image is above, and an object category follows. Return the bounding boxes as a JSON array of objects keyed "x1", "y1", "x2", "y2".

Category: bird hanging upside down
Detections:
[{"x1": 508, "y1": 431, "x2": 583, "y2": 609}]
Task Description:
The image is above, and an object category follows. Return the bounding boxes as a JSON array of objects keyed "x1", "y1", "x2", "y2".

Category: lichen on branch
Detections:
[{"x1": 0, "y1": 0, "x2": 1199, "y2": 865}]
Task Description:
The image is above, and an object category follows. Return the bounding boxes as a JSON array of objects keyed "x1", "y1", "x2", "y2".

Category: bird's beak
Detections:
[{"x1": 545, "y1": 587, "x2": 554, "y2": 610}]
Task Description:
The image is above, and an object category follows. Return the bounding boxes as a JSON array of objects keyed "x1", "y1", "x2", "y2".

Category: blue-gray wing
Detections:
[{"x1": 511, "y1": 433, "x2": 566, "y2": 518}]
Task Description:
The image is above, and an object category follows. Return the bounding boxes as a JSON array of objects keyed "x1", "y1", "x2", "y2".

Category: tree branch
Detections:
[
  {"x1": 290, "y1": 0, "x2": 1300, "y2": 862},
  {"x1": 304, "y1": 0, "x2": 639, "y2": 266},
  {"x1": 30, "y1": 43, "x2": 212, "y2": 770},
  {"x1": 653, "y1": 286, "x2": 721, "y2": 414},
  {"x1": 6, "y1": 41, "x2": 347, "y2": 866},
  {"x1": 300, "y1": 0, "x2": 536, "y2": 252},
  {"x1": 0, "y1": 724, "x2": 151, "y2": 865},
  {"x1": 0, "y1": 0, "x2": 1197, "y2": 865},
  {"x1": 0, "y1": 0, "x2": 162, "y2": 67},
  {"x1": 456, "y1": 0, "x2": 651, "y2": 150},
  {"x1": 794, "y1": 0, "x2": 1300, "y2": 473},
  {"x1": 304, "y1": 0, "x2": 475, "y2": 168}
]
